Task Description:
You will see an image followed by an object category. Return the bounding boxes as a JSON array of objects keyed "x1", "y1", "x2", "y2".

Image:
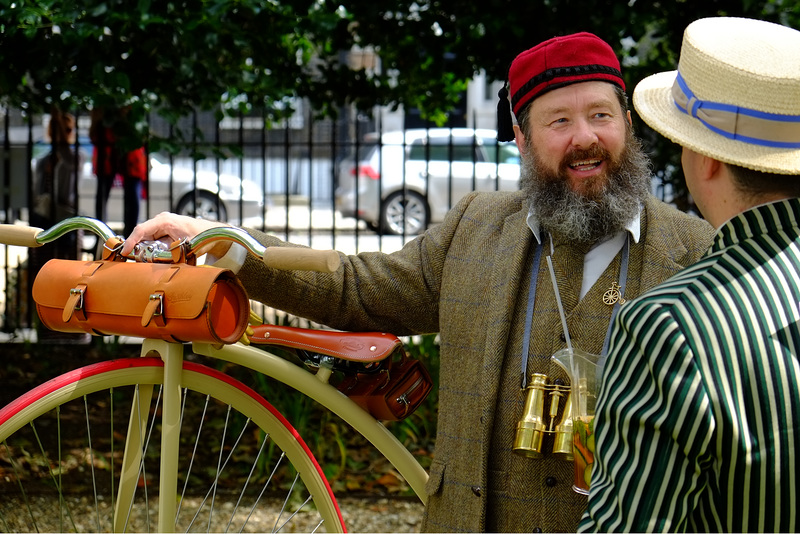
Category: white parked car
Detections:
[
  {"x1": 335, "y1": 128, "x2": 521, "y2": 235},
  {"x1": 32, "y1": 140, "x2": 264, "y2": 226},
  {"x1": 78, "y1": 152, "x2": 264, "y2": 225}
]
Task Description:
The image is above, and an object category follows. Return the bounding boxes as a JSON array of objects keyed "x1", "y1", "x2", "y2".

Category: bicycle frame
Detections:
[
  {"x1": 115, "y1": 340, "x2": 185, "y2": 533},
  {"x1": 192, "y1": 341, "x2": 430, "y2": 503},
  {"x1": 111, "y1": 338, "x2": 427, "y2": 532},
  {"x1": 102, "y1": 336, "x2": 429, "y2": 533}
]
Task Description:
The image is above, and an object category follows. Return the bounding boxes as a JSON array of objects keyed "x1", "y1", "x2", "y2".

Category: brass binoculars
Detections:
[{"x1": 513, "y1": 373, "x2": 573, "y2": 460}]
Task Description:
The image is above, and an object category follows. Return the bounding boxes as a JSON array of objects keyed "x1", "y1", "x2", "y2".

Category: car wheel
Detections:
[
  {"x1": 176, "y1": 191, "x2": 228, "y2": 221},
  {"x1": 379, "y1": 191, "x2": 429, "y2": 235}
]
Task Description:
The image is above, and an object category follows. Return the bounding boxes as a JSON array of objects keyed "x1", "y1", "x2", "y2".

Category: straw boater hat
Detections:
[{"x1": 634, "y1": 17, "x2": 800, "y2": 175}]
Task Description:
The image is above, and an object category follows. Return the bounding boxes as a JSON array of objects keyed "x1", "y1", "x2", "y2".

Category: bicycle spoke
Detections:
[
  {"x1": 226, "y1": 433, "x2": 270, "y2": 533},
  {"x1": 21, "y1": 432, "x2": 65, "y2": 532},
  {"x1": 1, "y1": 440, "x2": 37, "y2": 532},
  {"x1": 56, "y1": 410, "x2": 62, "y2": 531},
  {"x1": 211, "y1": 413, "x2": 256, "y2": 532},
  {"x1": 207, "y1": 405, "x2": 233, "y2": 532},
  {"x1": 120, "y1": 386, "x2": 141, "y2": 533},
  {"x1": 186, "y1": 407, "x2": 254, "y2": 531},
  {"x1": 273, "y1": 471, "x2": 299, "y2": 532},
  {"x1": 30, "y1": 418, "x2": 80, "y2": 532},
  {"x1": 275, "y1": 492, "x2": 314, "y2": 533},
  {"x1": 177, "y1": 390, "x2": 211, "y2": 521},
  {"x1": 240, "y1": 449, "x2": 284, "y2": 533},
  {"x1": 0, "y1": 504, "x2": 11, "y2": 533},
  {"x1": 122, "y1": 384, "x2": 159, "y2": 533},
  {"x1": 83, "y1": 395, "x2": 101, "y2": 531},
  {"x1": 109, "y1": 388, "x2": 115, "y2": 521},
  {"x1": 274, "y1": 473, "x2": 306, "y2": 533}
]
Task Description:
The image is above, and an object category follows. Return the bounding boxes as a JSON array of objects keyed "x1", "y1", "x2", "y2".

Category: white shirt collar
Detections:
[{"x1": 526, "y1": 204, "x2": 642, "y2": 301}]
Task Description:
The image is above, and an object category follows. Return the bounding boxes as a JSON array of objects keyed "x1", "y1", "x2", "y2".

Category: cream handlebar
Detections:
[{"x1": 0, "y1": 224, "x2": 43, "y2": 247}]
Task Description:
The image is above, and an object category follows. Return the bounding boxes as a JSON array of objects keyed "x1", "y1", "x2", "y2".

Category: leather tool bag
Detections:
[
  {"x1": 337, "y1": 346, "x2": 433, "y2": 421},
  {"x1": 32, "y1": 259, "x2": 250, "y2": 344}
]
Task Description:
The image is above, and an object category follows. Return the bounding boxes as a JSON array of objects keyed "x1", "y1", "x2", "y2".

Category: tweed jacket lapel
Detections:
[{"x1": 478, "y1": 206, "x2": 532, "y2": 460}]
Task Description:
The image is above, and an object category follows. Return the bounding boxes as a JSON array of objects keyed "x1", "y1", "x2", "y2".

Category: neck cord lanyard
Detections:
[{"x1": 519, "y1": 234, "x2": 630, "y2": 389}]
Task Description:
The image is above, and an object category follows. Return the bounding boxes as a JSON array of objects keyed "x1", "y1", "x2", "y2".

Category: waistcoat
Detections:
[{"x1": 485, "y1": 232, "x2": 642, "y2": 532}]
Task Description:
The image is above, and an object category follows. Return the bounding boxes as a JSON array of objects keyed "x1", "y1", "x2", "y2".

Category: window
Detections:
[
  {"x1": 408, "y1": 137, "x2": 479, "y2": 163},
  {"x1": 481, "y1": 140, "x2": 520, "y2": 165}
]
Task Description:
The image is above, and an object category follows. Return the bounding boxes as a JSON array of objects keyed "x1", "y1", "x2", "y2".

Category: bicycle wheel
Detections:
[{"x1": 0, "y1": 357, "x2": 346, "y2": 533}]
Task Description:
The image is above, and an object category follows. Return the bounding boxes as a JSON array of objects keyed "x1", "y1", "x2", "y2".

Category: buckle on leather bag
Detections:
[
  {"x1": 149, "y1": 293, "x2": 164, "y2": 315},
  {"x1": 142, "y1": 292, "x2": 166, "y2": 327},
  {"x1": 70, "y1": 287, "x2": 84, "y2": 309},
  {"x1": 63, "y1": 285, "x2": 87, "y2": 322}
]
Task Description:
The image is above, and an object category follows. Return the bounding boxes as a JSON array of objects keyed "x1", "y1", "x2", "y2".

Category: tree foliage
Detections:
[
  {"x1": 3, "y1": 0, "x2": 795, "y2": 118},
  {"x1": 1, "y1": 0, "x2": 798, "y2": 193}
]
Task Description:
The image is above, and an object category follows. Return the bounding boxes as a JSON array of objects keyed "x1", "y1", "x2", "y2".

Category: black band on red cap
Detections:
[{"x1": 511, "y1": 64, "x2": 624, "y2": 111}]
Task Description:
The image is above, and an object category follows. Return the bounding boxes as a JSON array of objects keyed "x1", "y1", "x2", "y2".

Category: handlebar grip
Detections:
[
  {"x1": 0, "y1": 225, "x2": 44, "y2": 247},
  {"x1": 262, "y1": 247, "x2": 341, "y2": 272}
]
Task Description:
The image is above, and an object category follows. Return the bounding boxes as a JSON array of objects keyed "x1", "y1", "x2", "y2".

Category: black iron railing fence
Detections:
[
  {"x1": 1, "y1": 106, "x2": 674, "y2": 336},
  {"x1": 1, "y1": 105, "x2": 380, "y2": 334}
]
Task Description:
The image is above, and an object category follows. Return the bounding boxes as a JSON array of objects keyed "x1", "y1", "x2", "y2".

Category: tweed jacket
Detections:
[{"x1": 237, "y1": 190, "x2": 715, "y2": 532}]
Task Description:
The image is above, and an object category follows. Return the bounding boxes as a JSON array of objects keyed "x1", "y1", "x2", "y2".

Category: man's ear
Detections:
[
  {"x1": 513, "y1": 125, "x2": 527, "y2": 155},
  {"x1": 699, "y1": 154, "x2": 723, "y2": 182},
  {"x1": 683, "y1": 148, "x2": 722, "y2": 187}
]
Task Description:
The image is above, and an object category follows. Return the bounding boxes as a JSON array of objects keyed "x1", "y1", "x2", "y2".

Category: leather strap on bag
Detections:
[
  {"x1": 143, "y1": 293, "x2": 165, "y2": 327},
  {"x1": 63, "y1": 285, "x2": 87, "y2": 322},
  {"x1": 142, "y1": 266, "x2": 182, "y2": 328},
  {"x1": 61, "y1": 261, "x2": 105, "y2": 323}
]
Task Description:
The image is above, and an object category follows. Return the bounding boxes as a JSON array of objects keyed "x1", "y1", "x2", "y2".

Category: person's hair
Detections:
[
  {"x1": 515, "y1": 84, "x2": 629, "y2": 139},
  {"x1": 728, "y1": 163, "x2": 800, "y2": 199},
  {"x1": 48, "y1": 109, "x2": 75, "y2": 146}
]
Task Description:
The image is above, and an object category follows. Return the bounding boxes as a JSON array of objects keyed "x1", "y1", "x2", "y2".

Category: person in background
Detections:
[
  {"x1": 31, "y1": 109, "x2": 82, "y2": 262},
  {"x1": 30, "y1": 108, "x2": 87, "y2": 343},
  {"x1": 32, "y1": 109, "x2": 80, "y2": 238},
  {"x1": 579, "y1": 17, "x2": 800, "y2": 533},
  {"x1": 122, "y1": 32, "x2": 715, "y2": 532},
  {"x1": 90, "y1": 107, "x2": 147, "y2": 237}
]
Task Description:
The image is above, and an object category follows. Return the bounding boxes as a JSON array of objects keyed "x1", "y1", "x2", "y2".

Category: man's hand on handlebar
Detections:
[{"x1": 121, "y1": 213, "x2": 231, "y2": 258}]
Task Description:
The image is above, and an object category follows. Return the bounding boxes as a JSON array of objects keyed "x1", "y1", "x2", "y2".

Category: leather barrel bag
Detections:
[
  {"x1": 32, "y1": 259, "x2": 250, "y2": 344},
  {"x1": 337, "y1": 347, "x2": 433, "y2": 421}
]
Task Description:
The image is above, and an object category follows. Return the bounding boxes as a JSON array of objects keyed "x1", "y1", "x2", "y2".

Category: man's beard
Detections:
[{"x1": 520, "y1": 127, "x2": 652, "y2": 244}]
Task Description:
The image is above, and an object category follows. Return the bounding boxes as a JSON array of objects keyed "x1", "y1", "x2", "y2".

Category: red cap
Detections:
[{"x1": 508, "y1": 32, "x2": 624, "y2": 115}]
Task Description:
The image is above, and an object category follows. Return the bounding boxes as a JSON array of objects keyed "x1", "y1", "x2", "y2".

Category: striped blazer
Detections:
[
  {"x1": 238, "y1": 190, "x2": 714, "y2": 532},
  {"x1": 579, "y1": 198, "x2": 800, "y2": 532}
]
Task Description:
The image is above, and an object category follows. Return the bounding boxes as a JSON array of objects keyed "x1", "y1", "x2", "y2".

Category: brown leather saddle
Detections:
[{"x1": 249, "y1": 324, "x2": 401, "y2": 363}]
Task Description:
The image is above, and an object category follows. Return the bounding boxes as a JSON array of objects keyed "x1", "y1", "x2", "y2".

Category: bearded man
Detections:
[{"x1": 123, "y1": 32, "x2": 714, "y2": 532}]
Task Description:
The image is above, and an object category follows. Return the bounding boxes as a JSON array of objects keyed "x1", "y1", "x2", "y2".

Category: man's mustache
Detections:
[{"x1": 560, "y1": 146, "x2": 612, "y2": 173}]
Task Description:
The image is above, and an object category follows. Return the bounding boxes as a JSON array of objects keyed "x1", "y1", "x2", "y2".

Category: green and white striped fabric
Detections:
[{"x1": 579, "y1": 198, "x2": 800, "y2": 533}]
